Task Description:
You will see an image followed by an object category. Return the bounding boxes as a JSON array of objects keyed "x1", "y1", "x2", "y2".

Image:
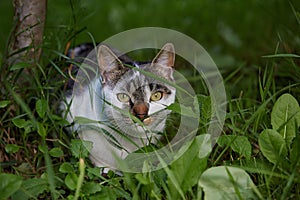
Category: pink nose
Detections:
[{"x1": 132, "y1": 102, "x2": 149, "y2": 120}]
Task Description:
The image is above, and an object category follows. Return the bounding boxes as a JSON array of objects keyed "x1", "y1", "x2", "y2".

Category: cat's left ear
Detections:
[
  {"x1": 97, "y1": 45, "x2": 126, "y2": 84},
  {"x1": 151, "y1": 43, "x2": 175, "y2": 68},
  {"x1": 151, "y1": 43, "x2": 175, "y2": 80}
]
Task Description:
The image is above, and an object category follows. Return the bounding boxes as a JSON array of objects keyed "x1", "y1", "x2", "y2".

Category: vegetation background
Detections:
[{"x1": 0, "y1": 0, "x2": 300, "y2": 199}]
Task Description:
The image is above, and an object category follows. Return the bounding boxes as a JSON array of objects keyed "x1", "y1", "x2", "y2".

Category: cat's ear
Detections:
[
  {"x1": 151, "y1": 43, "x2": 175, "y2": 68},
  {"x1": 151, "y1": 43, "x2": 175, "y2": 80},
  {"x1": 97, "y1": 45, "x2": 125, "y2": 84}
]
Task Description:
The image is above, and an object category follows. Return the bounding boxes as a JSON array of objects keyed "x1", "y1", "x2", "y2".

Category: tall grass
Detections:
[{"x1": 0, "y1": 0, "x2": 300, "y2": 199}]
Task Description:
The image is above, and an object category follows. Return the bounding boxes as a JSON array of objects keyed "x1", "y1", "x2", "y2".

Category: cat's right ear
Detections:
[{"x1": 97, "y1": 45, "x2": 125, "y2": 84}]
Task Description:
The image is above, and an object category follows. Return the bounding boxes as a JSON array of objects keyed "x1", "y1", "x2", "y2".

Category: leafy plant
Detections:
[
  {"x1": 199, "y1": 166, "x2": 257, "y2": 200},
  {"x1": 259, "y1": 93, "x2": 300, "y2": 165},
  {"x1": 0, "y1": 174, "x2": 23, "y2": 200},
  {"x1": 1, "y1": 0, "x2": 300, "y2": 199}
]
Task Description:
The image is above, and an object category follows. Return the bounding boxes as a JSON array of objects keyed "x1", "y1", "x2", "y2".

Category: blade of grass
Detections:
[
  {"x1": 280, "y1": 158, "x2": 299, "y2": 200},
  {"x1": 5, "y1": 81, "x2": 36, "y2": 123},
  {"x1": 48, "y1": 59, "x2": 67, "y2": 78},
  {"x1": 225, "y1": 166, "x2": 243, "y2": 200},
  {"x1": 157, "y1": 154, "x2": 185, "y2": 199},
  {"x1": 262, "y1": 54, "x2": 300, "y2": 58},
  {"x1": 42, "y1": 142, "x2": 58, "y2": 199},
  {"x1": 74, "y1": 158, "x2": 85, "y2": 200},
  {"x1": 243, "y1": 84, "x2": 299, "y2": 131}
]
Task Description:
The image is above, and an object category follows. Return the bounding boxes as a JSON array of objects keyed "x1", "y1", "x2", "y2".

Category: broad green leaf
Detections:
[
  {"x1": 199, "y1": 166, "x2": 256, "y2": 200},
  {"x1": 167, "y1": 103, "x2": 198, "y2": 118},
  {"x1": 217, "y1": 135, "x2": 252, "y2": 159},
  {"x1": 0, "y1": 173, "x2": 23, "y2": 200},
  {"x1": 37, "y1": 122, "x2": 47, "y2": 138},
  {"x1": 5, "y1": 144, "x2": 21, "y2": 153},
  {"x1": 16, "y1": 163, "x2": 32, "y2": 174},
  {"x1": 49, "y1": 147, "x2": 64, "y2": 157},
  {"x1": 81, "y1": 182, "x2": 102, "y2": 195},
  {"x1": 87, "y1": 167, "x2": 102, "y2": 179},
  {"x1": 59, "y1": 163, "x2": 75, "y2": 173},
  {"x1": 198, "y1": 134, "x2": 212, "y2": 159},
  {"x1": 65, "y1": 173, "x2": 78, "y2": 190},
  {"x1": 12, "y1": 118, "x2": 29, "y2": 128},
  {"x1": 71, "y1": 139, "x2": 93, "y2": 158},
  {"x1": 67, "y1": 194, "x2": 75, "y2": 199},
  {"x1": 0, "y1": 100, "x2": 10, "y2": 108},
  {"x1": 168, "y1": 134, "x2": 210, "y2": 199},
  {"x1": 36, "y1": 99, "x2": 47, "y2": 118},
  {"x1": 271, "y1": 93, "x2": 300, "y2": 147},
  {"x1": 12, "y1": 178, "x2": 48, "y2": 200},
  {"x1": 258, "y1": 129, "x2": 287, "y2": 164},
  {"x1": 88, "y1": 187, "x2": 118, "y2": 200}
]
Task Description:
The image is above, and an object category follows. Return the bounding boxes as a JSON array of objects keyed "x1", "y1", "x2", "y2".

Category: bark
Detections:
[{"x1": 7, "y1": 0, "x2": 47, "y2": 65}]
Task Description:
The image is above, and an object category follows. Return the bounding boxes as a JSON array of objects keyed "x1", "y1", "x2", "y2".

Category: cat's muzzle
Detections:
[{"x1": 131, "y1": 101, "x2": 153, "y2": 125}]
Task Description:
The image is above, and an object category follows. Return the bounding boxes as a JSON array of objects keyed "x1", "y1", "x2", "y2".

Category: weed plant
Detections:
[{"x1": 0, "y1": 0, "x2": 300, "y2": 199}]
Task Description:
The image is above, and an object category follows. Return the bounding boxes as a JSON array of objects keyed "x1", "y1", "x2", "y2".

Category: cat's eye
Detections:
[
  {"x1": 150, "y1": 91, "x2": 163, "y2": 101},
  {"x1": 117, "y1": 93, "x2": 130, "y2": 102}
]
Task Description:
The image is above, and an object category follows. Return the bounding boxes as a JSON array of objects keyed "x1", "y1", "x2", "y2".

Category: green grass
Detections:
[{"x1": 1, "y1": 0, "x2": 300, "y2": 199}]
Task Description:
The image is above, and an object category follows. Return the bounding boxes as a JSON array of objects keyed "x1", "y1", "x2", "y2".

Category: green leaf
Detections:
[
  {"x1": 10, "y1": 62, "x2": 30, "y2": 71},
  {"x1": 12, "y1": 118, "x2": 29, "y2": 128},
  {"x1": 5, "y1": 144, "x2": 21, "y2": 153},
  {"x1": 36, "y1": 99, "x2": 47, "y2": 118},
  {"x1": 38, "y1": 144, "x2": 47, "y2": 153},
  {"x1": 71, "y1": 139, "x2": 93, "y2": 158},
  {"x1": 0, "y1": 173, "x2": 23, "y2": 200},
  {"x1": 49, "y1": 147, "x2": 64, "y2": 157},
  {"x1": 135, "y1": 174, "x2": 150, "y2": 185},
  {"x1": 59, "y1": 163, "x2": 75, "y2": 173},
  {"x1": 167, "y1": 103, "x2": 198, "y2": 118},
  {"x1": 88, "y1": 187, "x2": 117, "y2": 200},
  {"x1": 74, "y1": 116, "x2": 99, "y2": 124},
  {"x1": 197, "y1": 95, "x2": 212, "y2": 133},
  {"x1": 65, "y1": 173, "x2": 78, "y2": 190},
  {"x1": 258, "y1": 129, "x2": 287, "y2": 164},
  {"x1": 271, "y1": 93, "x2": 300, "y2": 147},
  {"x1": 198, "y1": 166, "x2": 256, "y2": 200},
  {"x1": 0, "y1": 100, "x2": 10, "y2": 108},
  {"x1": 198, "y1": 94, "x2": 212, "y2": 121},
  {"x1": 87, "y1": 167, "x2": 102, "y2": 179},
  {"x1": 37, "y1": 122, "x2": 47, "y2": 138},
  {"x1": 16, "y1": 163, "x2": 32, "y2": 174},
  {"x1": 81, "y1": 182, "x2": 102, "y2": 195},
  {"x1": 290, "y1": 134, "x2": 300, "y2": 166},
  {"x1": 168, "y1": 134, "x2": 210, "y2": 199},
  {"x1": 12, "y1": 178, "x2": 48, "y2": 200},
  {"x1": 217, "y1": 135, "x2": 252, "y2": 159}
]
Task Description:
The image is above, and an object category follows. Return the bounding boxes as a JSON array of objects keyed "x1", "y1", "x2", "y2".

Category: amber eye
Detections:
[
  {"x1": 117, "y1": 93, "x2": 130, "y2": 102},
  {"x1": 150, "y1": 91, "x2": 163, "y2": 101}
]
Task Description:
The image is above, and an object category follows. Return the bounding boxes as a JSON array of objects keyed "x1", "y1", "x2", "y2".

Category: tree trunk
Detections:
[{"x1": 7, "y1": 0, "x2": 47, "y2": 65}]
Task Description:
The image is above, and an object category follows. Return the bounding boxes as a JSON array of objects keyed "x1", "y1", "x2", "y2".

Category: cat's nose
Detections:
[{"x1": 132, "y1": 102, "x2": 149, "y2": 120}]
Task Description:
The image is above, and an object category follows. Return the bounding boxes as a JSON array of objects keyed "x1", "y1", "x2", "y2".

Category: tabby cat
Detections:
[{"x1": 63, "y1": 43, "x2": 176, "y2": 170}]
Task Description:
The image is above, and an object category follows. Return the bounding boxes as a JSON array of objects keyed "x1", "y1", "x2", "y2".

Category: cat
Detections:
[{"x1": 62, "y1": 43, "x2": 176, "y2": 171}]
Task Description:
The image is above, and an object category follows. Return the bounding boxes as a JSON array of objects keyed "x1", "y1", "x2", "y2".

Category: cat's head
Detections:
[{"x1": 97, "y1": 43, "x2": 176, "y2": 139}]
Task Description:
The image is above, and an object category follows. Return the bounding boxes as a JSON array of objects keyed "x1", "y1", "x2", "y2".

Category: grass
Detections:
[{"x1": 1, "y1": 0, "x2": 300, "y2": 199}]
